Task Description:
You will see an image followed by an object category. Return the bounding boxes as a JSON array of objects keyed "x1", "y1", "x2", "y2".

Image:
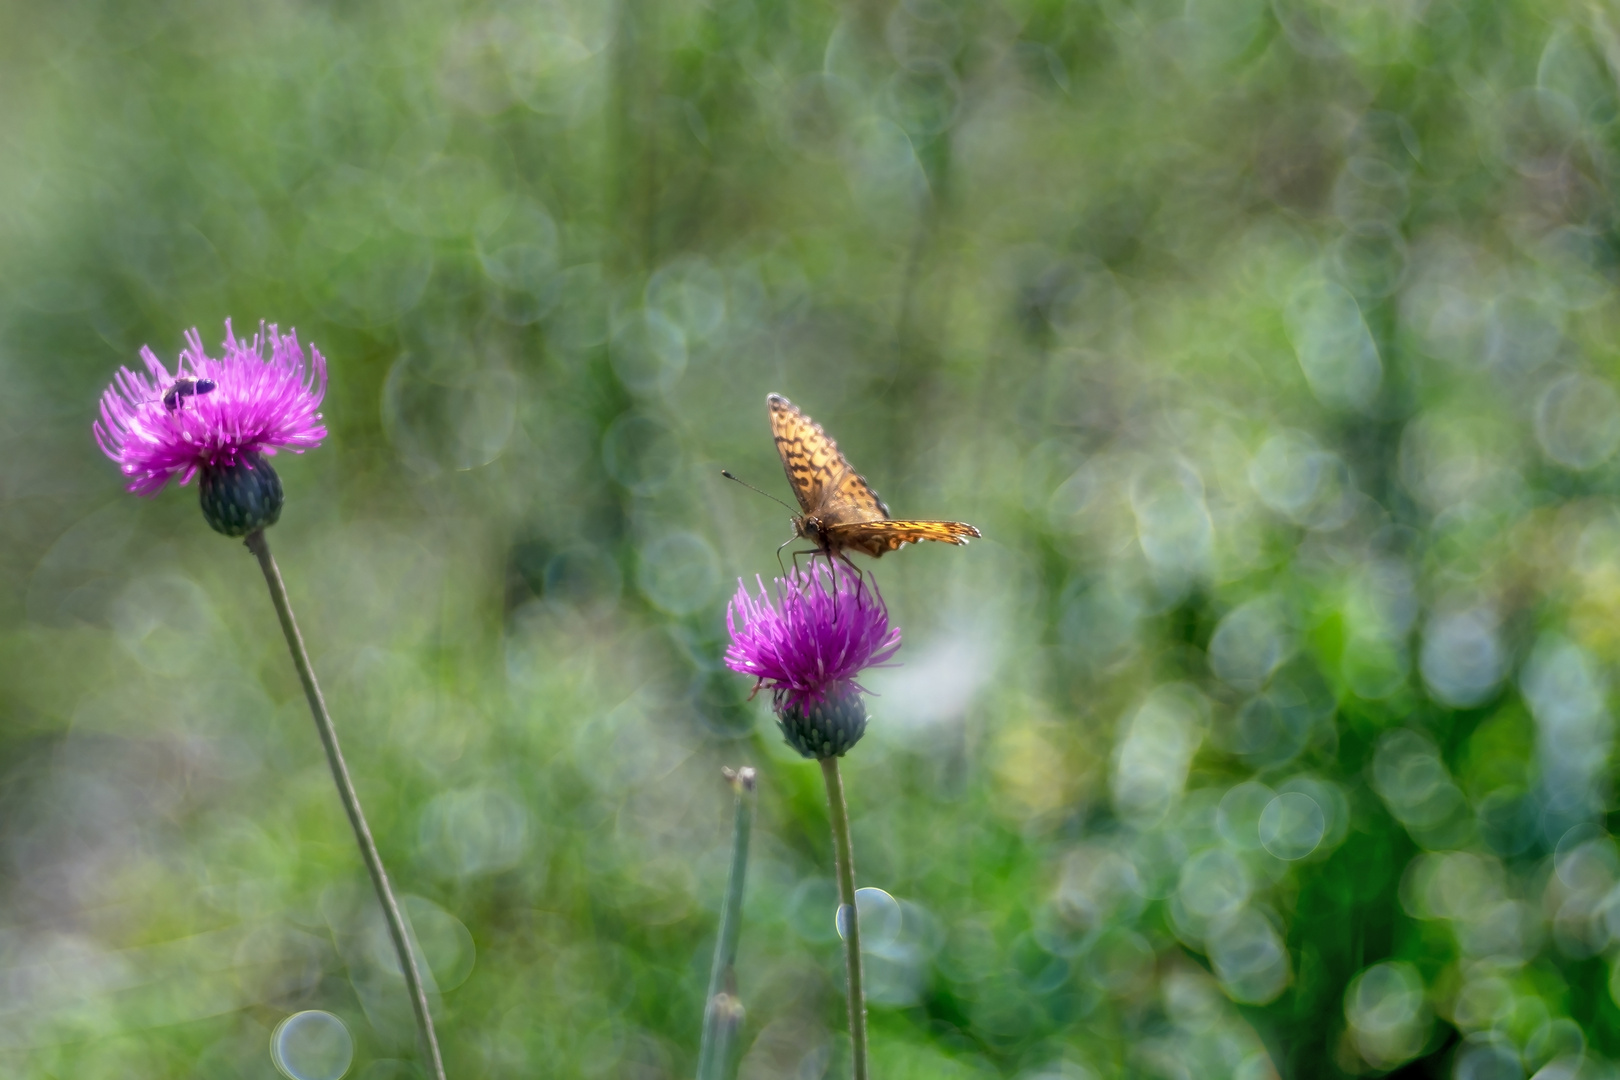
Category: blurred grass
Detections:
[{"x1": 6, "y1": 0, "x2": 1620, "y2": 1077}]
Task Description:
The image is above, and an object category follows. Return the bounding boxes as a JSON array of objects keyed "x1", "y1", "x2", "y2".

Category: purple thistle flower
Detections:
[
  {"x1": 94, "y1": 320, "x2": 327, "y2": 496},
  {"x1": 725, "y1": 562, "x2": 900, "y2": 758},
  {"x1": 94, "y1": 321, "x2": 326, "y2": 538}
]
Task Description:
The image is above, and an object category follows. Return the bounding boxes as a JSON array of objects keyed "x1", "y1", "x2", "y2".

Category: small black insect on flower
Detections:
[{"x1": 161, "y1": 376, "x2": 218, "y2": 412}]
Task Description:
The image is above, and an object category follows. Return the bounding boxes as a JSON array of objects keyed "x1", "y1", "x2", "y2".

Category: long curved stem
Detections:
[
  {"x1": 697, "y1": 767, "x2": 756, "y2": 1080},
  {"x1": 245, "y1": 530, "x2": 446, "y2": 1080},
  {"x1": 820, "y1": 756, "x2": 868, "y2": 1080}
]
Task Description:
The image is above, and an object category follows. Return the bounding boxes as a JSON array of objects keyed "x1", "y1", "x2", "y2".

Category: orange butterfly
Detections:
[{"x1": 764, "y1": 393, "x2": 980, "y2": 564}]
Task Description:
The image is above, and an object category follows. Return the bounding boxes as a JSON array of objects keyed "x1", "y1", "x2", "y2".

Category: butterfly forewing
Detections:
[
  {"x1": 768, "y1": 393, "x2": 849, "y2": 515},
  {"x1": 769, "y1": 393, "x2": 891, "y2": 520}
]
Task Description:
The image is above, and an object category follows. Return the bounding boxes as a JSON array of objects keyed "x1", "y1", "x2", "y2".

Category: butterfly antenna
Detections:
[{"x1": 721, "y1": 470, "x2": 798, "y2": 514}]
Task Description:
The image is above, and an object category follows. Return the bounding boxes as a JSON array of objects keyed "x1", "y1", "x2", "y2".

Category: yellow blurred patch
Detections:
[{"x1": 990, "y1": 712, "x2": 1098, "y2": 821}]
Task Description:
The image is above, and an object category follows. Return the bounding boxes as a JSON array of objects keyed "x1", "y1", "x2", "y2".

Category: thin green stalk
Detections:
[
  {"x1": 703, "y1": 994, "x2": 745, "y2": 1080},
  {"x1": 245, "y1": 529, "x2": 446, "y2": 1080},
  {"x1": 697, "y1": 766, "x2": 756, "y2": 1080},
  {"x1": 820, "y1": 756, "x2": 867, "y2": 1080}
]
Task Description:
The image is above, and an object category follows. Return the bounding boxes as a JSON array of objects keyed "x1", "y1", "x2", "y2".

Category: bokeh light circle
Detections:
[
  {"x1": 1345, "y1": 961, "x2": 1429, "y2": 1069},
  {"x1": 1216, "y1": 782, "x2": 1275, "y2": 851},
  {"x1": 1453, "y1": 1033, "x2": 1524, "y2": 1080},
  {"x1": 1285, "y1": 279, "x2": 1382, "y2": 412},
  {"x1": 609, "y1": 308, "x2": 687, "y2": 395},
  {"x1": 1207, "y1": 908, "x2": 1290, "y2": 1004},
  {"x1": 1535, "y1": 372, "x2": 1620, "y2": 470},
  {"x1": 382, "y1": 348, "x2": 518, "y2": 474},
  {"x1": 1178, "y1": 848, "x2": 1252, "y2": 920},
  {"x1": 271, "y1": 1011, "x2": 353, "y2": 1080},
  {"x1": 837, "y1": 886, "x2": 903, "y2": 952},
  {"x1": 1249, "y1": 430, "x2": 1325, "y2": 519},
  {"x1": 636, "y1": 532, "x2": 720, "y2": 616},
  {"x1": 1208, "y1": 600, "x2": 1292, "y2": 692},
  {"x1": 364, "y1": 896, "x2": 477, "y2": 991},
  {"x1": 646, "y1": 257, "x2": 727, "y2": 341},
  {"x1": 416, "y1": 787, "x2": 531, "y2": 879},
  {"x1": 1421, "y1": 608, "x2": 1505, "y2": 707},
  {"x1": 601, "y1": 413, "x2": 682, "y2": 494},
  {"x1": 1259, "y1": 792, "x2": 1326, "y2": 860}
]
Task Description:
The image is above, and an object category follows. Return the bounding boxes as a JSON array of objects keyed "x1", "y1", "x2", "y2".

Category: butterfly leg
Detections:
[
  {"x1": 789, "y1": 547, "x2": 823, "y2": 581},
  {"x1": 836, "y1": 551, "x2": 867, "y2": 592},
  {"x1": 775, "y1": 535, "x2": 797, "y2": 577},
  {"x1": 825, "y1": 552, "x2": 870, "y2": 612},
  {"x1": 822, "y1": 550, "x2": 842, "y2": 617},
  {"x1": 818, "y1": 550, "x2": 865, "y2": 617}
]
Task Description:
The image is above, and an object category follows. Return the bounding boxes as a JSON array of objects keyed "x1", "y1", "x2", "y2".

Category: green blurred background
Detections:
[{"x1": 4, "y1": 0, "x2": 1620, "y2": 1077}]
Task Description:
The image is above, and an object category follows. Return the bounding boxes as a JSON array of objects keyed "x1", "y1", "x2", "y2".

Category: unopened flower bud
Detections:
[
  {"x1": 199, "y1": 452, "x2": 284, "y2": 537},
  {"x1": 775, "y1": 684, "x2": 868, "y2": 759}
]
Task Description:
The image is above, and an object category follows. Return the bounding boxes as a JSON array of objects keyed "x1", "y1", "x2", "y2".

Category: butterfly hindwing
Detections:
[
  {"x1": 817, "y1": 464, "x2": 890, "y2": 526},
  {"x1": 824, "y1": 519, "x2": 982, "y2": 558}
]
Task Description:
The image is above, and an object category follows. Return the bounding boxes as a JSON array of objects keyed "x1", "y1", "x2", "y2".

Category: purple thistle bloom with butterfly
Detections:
[
  {"x1": 94, "y1": 321, "x2": 327, "y2": 536},
  {"x1": 722, "y1": 557, "x2": 894, "y2": 1078},
  {"x1": 724, "y1": 560, "x2": 900, "y2": 758}
]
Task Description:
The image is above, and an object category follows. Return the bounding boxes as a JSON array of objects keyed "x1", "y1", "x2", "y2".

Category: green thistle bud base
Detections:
[
  {"x1": 199, "y1": 452, "x2": 284, "y2": 537},
  {"x1": 777, "y1": 691, "x2": 868, "y2": 759}
]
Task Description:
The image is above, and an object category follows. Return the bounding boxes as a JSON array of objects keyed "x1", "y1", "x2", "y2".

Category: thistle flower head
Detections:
[
  {"x1": 724, "y1": 562, "x2": 901, "y2": 757},
  {"x1": 94, "y1": 320, "x2": 327, "y2": 496}
]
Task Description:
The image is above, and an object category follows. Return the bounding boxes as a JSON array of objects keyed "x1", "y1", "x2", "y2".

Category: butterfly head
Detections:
[{"x1": 794, "y1": 512, "x2": 826, "y2": 549}]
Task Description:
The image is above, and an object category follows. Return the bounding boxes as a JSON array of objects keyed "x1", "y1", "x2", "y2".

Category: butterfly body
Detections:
[{"x1": 767, "y1": 393, "x2": 980, "y2": 561}]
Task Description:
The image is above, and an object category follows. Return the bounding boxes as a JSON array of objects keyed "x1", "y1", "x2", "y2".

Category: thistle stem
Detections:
[
  {"x1": 819, "y1": 756, "x2": 868, "y2": 1080},
  {"x1": 245, "y1": 529, "x2": 446, "y2": 1080},
  {"x1": 697, "y1": 767, "x2": 756, "y2": 1080}
]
